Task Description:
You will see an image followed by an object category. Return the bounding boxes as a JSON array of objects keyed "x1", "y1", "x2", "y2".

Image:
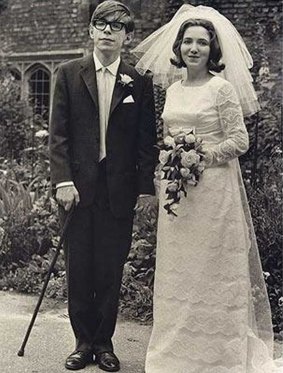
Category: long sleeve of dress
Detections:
[{"x1": 203, "y1": 82, "x2": 249, "y2": 167}]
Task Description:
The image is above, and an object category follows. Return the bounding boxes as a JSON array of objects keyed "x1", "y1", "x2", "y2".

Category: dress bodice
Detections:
[
  {"x1": 162, "y1": 76, "x2": 228, "y2": 144},
  {"x1": 161, "y1": 76, "x2": 249, "y2": 168}
]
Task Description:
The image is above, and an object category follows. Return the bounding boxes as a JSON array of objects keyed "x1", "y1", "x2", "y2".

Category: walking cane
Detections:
[{"x1": 17, "y1": 203, "x2": 75, "y2": 357}]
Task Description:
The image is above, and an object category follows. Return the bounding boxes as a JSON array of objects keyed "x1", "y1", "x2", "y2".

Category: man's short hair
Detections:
[{"x1": 90, "y1": 0, "x2": 135, "y2": 33}]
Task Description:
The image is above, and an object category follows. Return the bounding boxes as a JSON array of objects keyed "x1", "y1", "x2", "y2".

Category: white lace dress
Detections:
[{"x1": 145, "y1": 76, "x2": 275, "y2": 373}]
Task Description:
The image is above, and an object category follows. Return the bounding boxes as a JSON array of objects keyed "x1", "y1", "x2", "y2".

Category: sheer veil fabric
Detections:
[
  {"x1": 132, "y1": 3, "x2": 281, "y2": 372},
  {"x1": 132, "y1": 4, "x2": 259, "y2": 117}
]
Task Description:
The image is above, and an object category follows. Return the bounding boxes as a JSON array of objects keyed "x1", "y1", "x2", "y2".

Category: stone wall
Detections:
[
  {"x1": 0, "y1": 0, "x2": 90, "y2": 54},
  {"x1": 182, "y1": 0, "x2": 282, "y2": 36},
  {"x1": 1, "y1": 0, "x2": 281, "y2": 56},
  {"x1": 0, "y1": 0, "x2": 280, "y2": 115}
]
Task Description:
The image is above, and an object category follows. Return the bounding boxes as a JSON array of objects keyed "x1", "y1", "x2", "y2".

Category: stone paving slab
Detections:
[{"x1": 0, "y1": 291, "x2": 151, "y2": 373}]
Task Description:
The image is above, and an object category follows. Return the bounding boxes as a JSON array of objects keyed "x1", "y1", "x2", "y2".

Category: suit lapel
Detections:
[
  {"x1": 109, "y1": 61, "x2": 133, "y2": 118},
  {"x1": 80, "y1": 54, "x2": 99, "y2": 109},
  {"x1": 79, "y1": 57, "x2": 134, "y2": 117}
]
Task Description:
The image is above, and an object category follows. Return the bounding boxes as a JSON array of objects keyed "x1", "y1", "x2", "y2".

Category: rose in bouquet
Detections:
[{"x1": 158, "y1": 127, "x2": 205, "y2": 216}]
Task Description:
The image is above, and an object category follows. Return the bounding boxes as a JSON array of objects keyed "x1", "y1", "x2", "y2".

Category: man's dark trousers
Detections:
[{"x1": 63, "y1": 159, "x2": 134, "y2": 354}]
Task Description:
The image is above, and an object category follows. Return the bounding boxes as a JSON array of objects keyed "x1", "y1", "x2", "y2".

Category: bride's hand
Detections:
[{"x1": 202, "y1": 146, "x2": 213, "y2": 167}]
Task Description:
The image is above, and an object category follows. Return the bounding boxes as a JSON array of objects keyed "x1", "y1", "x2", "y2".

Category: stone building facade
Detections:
[{"x1": 0, "y1": 0, "x2": 281, "y2": 119}]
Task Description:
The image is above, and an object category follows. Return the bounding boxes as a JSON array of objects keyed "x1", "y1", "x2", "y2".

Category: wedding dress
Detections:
[{"x1": 145, "y1": 76, "x2": 275, "y2": 373}]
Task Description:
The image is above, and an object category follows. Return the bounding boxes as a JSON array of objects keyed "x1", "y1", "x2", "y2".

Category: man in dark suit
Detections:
[{"x1": 49, "y1": 1, "x2": 157, "y2": 371}]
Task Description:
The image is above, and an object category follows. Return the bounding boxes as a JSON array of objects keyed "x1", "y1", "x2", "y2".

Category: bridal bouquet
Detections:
[{"x1": 159, "y1": 128, "x2": 205, "y2": 216}]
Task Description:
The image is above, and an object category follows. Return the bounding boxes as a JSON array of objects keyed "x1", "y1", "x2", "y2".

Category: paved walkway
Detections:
[
  {"x1": 1, "y1": 291, "x2": 282, "y2": 373},
  {"x1": 0, "y1": 291, "x2": 151, "y2": 373}
]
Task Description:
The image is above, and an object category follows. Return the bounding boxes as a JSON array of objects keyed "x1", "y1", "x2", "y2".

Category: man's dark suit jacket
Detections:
[{"x1": 49, "y1": 54, "x2": 157, "y2": 218}]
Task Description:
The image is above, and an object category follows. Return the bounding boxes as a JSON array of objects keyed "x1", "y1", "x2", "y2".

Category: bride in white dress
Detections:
[{"x1": 133, "y1": 4, "x2": 279, "y2": 373}]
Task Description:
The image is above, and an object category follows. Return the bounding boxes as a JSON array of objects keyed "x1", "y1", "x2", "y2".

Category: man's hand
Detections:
[
  {"x1": 135, "y1": 195, "x2": 157, "y2": 213},
  {"x1": 56, "y1": 185, "x2": 80, "y2": 211}
]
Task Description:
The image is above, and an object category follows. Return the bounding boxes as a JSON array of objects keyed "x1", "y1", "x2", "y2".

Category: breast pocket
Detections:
[{"x1": 122, "y1": 94, "x2": 135, "y2": 104}]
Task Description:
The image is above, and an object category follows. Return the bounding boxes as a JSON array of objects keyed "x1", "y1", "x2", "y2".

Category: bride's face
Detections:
[{"x1": 180, "y1": 26, "x2": 211, "y2": 72}]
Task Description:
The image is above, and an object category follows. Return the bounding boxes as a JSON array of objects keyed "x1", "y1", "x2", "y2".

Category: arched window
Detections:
[{"x1": 29, "y1": 66, "x2": 50, "y2": 120}]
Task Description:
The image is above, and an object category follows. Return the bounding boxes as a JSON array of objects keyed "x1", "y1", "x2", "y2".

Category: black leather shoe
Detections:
[
  {"x1": 95, "y1": 351, "x2": 120, "y2": 372},
  {"x1": 65, "y1": 350, "x2": 93, "y2": 370}
]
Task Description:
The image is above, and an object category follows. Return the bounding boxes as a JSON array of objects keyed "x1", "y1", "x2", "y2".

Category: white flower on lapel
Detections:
[{"x1": 118, "y1": 74, "x2": 134, "y2": 88}]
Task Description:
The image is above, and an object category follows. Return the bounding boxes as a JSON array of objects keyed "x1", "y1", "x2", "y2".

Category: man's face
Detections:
[{"x1": 89, "y1": 14, "x2": 128, "y2": 57}]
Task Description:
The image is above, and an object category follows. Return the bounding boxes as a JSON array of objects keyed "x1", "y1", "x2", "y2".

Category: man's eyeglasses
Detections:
[{"x1": 92, "y1": 19, "x2": 125, "y2": 32}]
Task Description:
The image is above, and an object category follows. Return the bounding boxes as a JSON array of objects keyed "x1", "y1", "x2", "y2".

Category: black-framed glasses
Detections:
[{"x1": 92, "y1": 19, "x2": 125, "y2": 32}]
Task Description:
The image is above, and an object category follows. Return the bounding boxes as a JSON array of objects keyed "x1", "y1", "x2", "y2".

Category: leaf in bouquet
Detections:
[
  {"x1": 187, "y1": 180, "x2": 197, "y2": 186},
  {"x1": 175, "y1": 144, "x2": 183, "y2": 151},
  {"x1": 195, "y1": 142, "x2": 203, "y2": 151},
  {"x1": 172, "y1": 156, "x2": 181, "y2": 167},
  {"x1": 170, "y1": 168, "x2": 177, "y2": 180},
  {"x1": 180, "y1": 184, "x2": 187, "y2": 197},
  {"x1": 176, "y1": 191, "x2": 183, "y2": 200},
  {"x1": 166, "y1": 181, "x2": 178, "y2": 192},
  {"x1": 164, "y1": 171, "x2": 172, "y2": 180},
  {"x1": 165, "y1": 190, "x2": 176, "y2": 200},
  {"x1": 164, "y1": 203, "x2": 178, "y2": 217}
]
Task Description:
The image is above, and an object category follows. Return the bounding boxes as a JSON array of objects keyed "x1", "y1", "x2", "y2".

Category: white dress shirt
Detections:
[{"x1": 93, "y1": 52, "x2": 120, "y2": 161}]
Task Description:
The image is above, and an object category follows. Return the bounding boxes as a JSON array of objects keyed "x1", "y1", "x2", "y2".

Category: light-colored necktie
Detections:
[{"x1": 99, "y1": 67, "x2": 111, "y2": 161}]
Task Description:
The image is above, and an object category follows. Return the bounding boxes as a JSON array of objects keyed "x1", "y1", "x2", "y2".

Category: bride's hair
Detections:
[{"x1": 170, "y1": 19, "x2": 225, "y2": 73}]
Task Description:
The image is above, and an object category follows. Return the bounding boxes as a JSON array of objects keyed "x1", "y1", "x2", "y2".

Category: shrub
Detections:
[
  {"x1": 0, "y1": 249, "x2": 66, "y2": 299},
  {"x1": 244, "y1": 151, "x2": 282, "y2": 335},
  {"x1": 0, "y1": 63, "x2": 50, "y2": 193},
  {"x1": 0, "y1": 177, "x2": 58, "y2": 268},
  {"x1": 0, "y1": 177, "x2": 37, "y2": 266},
  {"x1": 120, "y1": 202, "x2": 157, "y2": 321},
  {"x1": 0, "y1": 65, "x2": 33, "y2": 162}
]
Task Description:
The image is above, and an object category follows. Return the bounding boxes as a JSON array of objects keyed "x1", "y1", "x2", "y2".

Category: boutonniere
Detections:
[{"x1": 118, "y1": 74, "x2": 134, "y2": 88}]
